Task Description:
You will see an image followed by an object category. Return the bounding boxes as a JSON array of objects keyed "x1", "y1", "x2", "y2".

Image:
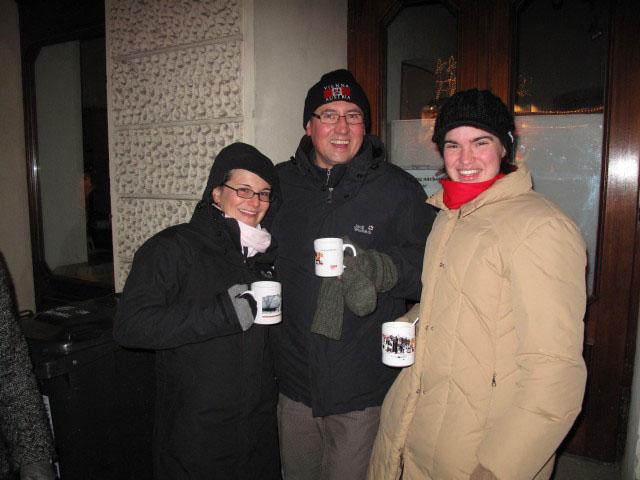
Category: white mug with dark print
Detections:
[
  {"x1": 381, "y1": 321, "x2": 416, "y2": 367},
  {"x1": 243, "y1": 281, "x2": 282, "y2": 325},
  {"x1": 314, "y1": 238, "x2": 357, "y2": 277}
]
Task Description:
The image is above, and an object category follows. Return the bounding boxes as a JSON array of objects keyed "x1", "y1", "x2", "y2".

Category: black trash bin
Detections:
[{"x1": 20, "y1": 295, "x2": 155, "y2": 480}]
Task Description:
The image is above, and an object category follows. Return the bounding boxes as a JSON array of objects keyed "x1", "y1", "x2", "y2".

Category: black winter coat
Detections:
[
  {"x1": 113, "y1": 202, "x2": 280, "y2": 480},
  {"x1": 270, "y1": 134, "x2": 435, "y2": 417}
]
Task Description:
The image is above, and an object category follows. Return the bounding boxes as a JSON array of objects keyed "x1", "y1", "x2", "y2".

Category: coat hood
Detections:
[
  {"x1": 194, "y1": 143, "x2": 280, "y2": 231},
  {"x1": 198, "y1": 142, "x2": 279, "y2": 209}
]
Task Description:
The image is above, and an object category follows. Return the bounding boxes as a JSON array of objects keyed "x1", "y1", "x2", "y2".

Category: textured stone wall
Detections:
[{"x1": 106, "y1": 0, "x2": 246, "y2": 289}]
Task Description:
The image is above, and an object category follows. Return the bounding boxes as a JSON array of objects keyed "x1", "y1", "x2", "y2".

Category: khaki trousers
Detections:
[{"x1": 277, "y1": 393, "x2": 381, "y2": 480}]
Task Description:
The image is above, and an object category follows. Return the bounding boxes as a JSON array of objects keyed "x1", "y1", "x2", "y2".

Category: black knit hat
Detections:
[
  {"x1": 303, "y1": 69, "x2": 371, "y2": 132},
  {"x1": 432, "y1": 89, "x2": 516, "y2": 161},
  {"x1": 200, "y1": 142, "x2": 279, "y2": 206}
]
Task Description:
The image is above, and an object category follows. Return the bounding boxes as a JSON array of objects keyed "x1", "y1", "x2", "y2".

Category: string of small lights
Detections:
[{"x1": 514, "y1": 105, "x2": 604, "y2": 115}]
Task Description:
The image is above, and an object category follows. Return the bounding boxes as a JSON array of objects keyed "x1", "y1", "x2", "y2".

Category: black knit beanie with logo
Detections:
[
  {"x1": 432, "y1": 89, "x2": 516, "y2": 161},
  {"x1": 303, "y1": 69, "x2": 372, "y2": 132}
]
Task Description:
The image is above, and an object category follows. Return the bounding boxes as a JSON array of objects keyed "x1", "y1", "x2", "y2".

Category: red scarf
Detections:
[{"x1": 440, "y1": 174, "x2": 506, "y2": 210}]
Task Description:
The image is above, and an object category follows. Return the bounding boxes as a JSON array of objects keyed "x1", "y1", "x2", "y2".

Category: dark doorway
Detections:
[{"x1": 19, "y1": 0, "x2": 113, "y2": 310}]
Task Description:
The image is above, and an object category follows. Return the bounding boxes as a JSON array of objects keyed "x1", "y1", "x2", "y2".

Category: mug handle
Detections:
[
  {"x1": 343, "y1": 243, "x2": 357, "y2": 257},
  {"x1": 240, "y1": 290, "x2": 258, "y2": 319}
]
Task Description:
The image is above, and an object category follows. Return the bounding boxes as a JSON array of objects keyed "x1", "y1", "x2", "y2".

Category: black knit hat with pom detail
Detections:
[
  {"x1": 303, "y1": 69, "x2": 372, "y2": 132},
  {"x1": 432, "y1": 89, "x2": 516, "y2": 161}
]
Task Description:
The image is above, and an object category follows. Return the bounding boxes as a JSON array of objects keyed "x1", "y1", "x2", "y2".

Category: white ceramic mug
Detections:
[
  {"x1": 381, "y1": 321, "x2": 416, "y2": 367},
  {"x1": 243, "y1": 281, "x2": 282, "y2": 325},
  {"x1": 314, "y1": 238, "x2": 357, "y2": 277}
]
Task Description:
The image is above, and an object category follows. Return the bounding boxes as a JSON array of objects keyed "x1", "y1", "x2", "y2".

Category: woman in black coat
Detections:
[{"x1": 114, "y1": 143, "x2": 281, "y2": 480}]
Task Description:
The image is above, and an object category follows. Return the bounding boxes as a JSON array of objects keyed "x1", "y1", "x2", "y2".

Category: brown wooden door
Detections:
[{"x1": 348, "y1": 0, "x2": 640, "y2": 462}]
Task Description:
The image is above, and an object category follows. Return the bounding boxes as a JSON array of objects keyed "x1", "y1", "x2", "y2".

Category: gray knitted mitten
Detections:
[
  {"x1": 310, "y1": 277, "x2": 345, "y2": 340},
  {"x1": 357, "y1": 249, "x2": 399, "y2": 293},
  {"x1": 341, "y1": 255, "x2": 377, "y2": 317},
  {"x1": 227, "y1": 284, "x2": 256, "y2": 331},
  {"x1": 310, "y1": 237, "x2": 400, "y2": 340},
  {"x1": 341, "y1": 236, "x2": 398, "y2": 316}
]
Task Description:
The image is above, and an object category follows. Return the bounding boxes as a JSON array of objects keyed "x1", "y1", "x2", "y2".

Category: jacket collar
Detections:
[
  {"x1": 428, "y1": 162, "x2": 533, "y2": 217},
  {"x1": 189, "y1": 202, "x2": 236, "y2": 240},
  {"x1": 292, "y1": 134, "x2": 385, "y2": 186},
  {"x1": 189, "y1": 202, "x2": 277, "y2": 266}
]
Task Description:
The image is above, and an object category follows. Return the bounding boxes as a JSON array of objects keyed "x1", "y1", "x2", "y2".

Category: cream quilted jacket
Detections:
[{"x1": 368, "y1": 164, "x2": 587, "y2": 480}]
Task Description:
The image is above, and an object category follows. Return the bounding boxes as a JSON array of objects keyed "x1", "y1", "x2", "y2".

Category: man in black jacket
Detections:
[{"x1": 270, "y1": 69, "x2": 435, "y2": 480}]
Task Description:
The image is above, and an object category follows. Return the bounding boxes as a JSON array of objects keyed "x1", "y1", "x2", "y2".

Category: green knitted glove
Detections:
[
  {"x1": 341, "y1": 236, "x2": 398, "y2": 316},
  {"x1": 310, "y1": 237, "x2": 400, "y2": 340},
  {"x1": 341, "y1": 255, "x2": 377, "y2": 316},
  {"x1": 310, "y1": 277, "x2": 345, "y2": 340},
  {"x1": 356, "y1": 249, "x2": 399, "y2": 293}
]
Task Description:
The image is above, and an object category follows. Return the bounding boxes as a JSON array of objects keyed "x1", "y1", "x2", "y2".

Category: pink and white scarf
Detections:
[{"x1": 237, "y1": 220, "x2": 271, "y2": 258}]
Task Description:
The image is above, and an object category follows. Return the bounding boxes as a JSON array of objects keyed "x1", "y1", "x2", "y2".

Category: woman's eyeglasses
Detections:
[{"x1": 222, "y1": 184, "x2": 274, "y2": 202}]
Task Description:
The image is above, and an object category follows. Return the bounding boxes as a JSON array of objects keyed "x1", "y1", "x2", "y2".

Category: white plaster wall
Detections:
[
  {"x1": 106, "y1": 0, "x2": 347, "y2": 289},
  {"x1": 0, "y1": 0, "x2": 35, "y2": 311},
  {"x1": 106, "y1": 0, "x2": 248, "y2": 290},
  {"x1": 253, "y1": 0, "x2": 347, "y2": 164}
]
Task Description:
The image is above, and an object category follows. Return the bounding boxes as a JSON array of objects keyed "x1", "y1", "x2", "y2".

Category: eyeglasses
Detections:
[
  {"x1": 222, "y1": 184, "x2": 274, "y2": 203},
  {"x1": 311, "y1": 112, "x2": 364, "y2": 125}
]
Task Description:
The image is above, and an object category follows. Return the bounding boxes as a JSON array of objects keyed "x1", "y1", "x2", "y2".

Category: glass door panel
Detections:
[
  {"x1": 515, "y1": 0, "x2": 610, "y2": 295},
  {"x1": 384, "y1": 2, "x2": 456, "y2": 196},
  {"x1": 34, "y1": 38, "x2": 114, "y2": 289}
]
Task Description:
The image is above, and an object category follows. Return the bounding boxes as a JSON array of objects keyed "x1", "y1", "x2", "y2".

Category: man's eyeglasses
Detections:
[
  {"x1": 311, "y1": 112, "x2": 364, "y2": 125},
  {"x1": 222, "y1": 184, "x2": 274, "y2": 203}
]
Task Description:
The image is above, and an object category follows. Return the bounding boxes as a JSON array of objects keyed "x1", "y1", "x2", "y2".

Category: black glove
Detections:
[{"x1": 227, "y1": 284, "x2": 257, "y2": 331}]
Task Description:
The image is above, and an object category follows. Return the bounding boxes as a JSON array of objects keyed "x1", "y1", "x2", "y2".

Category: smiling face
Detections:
[
  {"x1": 443, "y1": 126, "x2": 506, "y2": 183},
  {"x1": 212, "y1": 169, "x2": 271, "y2": 227},
  {"x1": 305, "y1": 101, "x2": 365, "y2": 169}
]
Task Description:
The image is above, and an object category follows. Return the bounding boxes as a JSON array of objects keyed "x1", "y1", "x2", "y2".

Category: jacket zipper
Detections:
[
  {"x1": 491, "y1": 371, "x2": 497, "y2": 387},
  {"x1": 326, "y1": 168, "x2": 333, "y2": 204}
]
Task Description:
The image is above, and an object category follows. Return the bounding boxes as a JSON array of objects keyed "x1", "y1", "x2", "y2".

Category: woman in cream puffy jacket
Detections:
[{"x1": 368, "y1": 90, "x2": 587, "y2": 480}]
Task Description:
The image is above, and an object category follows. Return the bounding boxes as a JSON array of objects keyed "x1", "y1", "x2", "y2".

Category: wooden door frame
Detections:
[
  {"x1": 348, "y1": 0, "x2": 640, "y2": 461},
  {"x1": 347, "y1": 0, "x2": 513, "y2": 136},
  {"x1": 582, "y1": 0, "x2": 640, "y2": 460},
  {"x1": 18, "y1": 0, "x2": 112, "y2": 311}
]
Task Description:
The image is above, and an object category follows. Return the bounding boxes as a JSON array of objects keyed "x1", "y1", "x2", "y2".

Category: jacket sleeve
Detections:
[
  {"x1": 0, "y1": 262, "x2": 56, "y2": 469},
  {"x1": 396, "y1": 303, "x2": 420, "y2": 323},
  {"x1": 113, "y1": 235, "x2": 244, "y2": 350},
  {"x1": 386, "y1": 180, "x2": 435, "y2": 301},
  {"x1": 476, "y1": 217, "x2": 587, "y2": 480}
]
